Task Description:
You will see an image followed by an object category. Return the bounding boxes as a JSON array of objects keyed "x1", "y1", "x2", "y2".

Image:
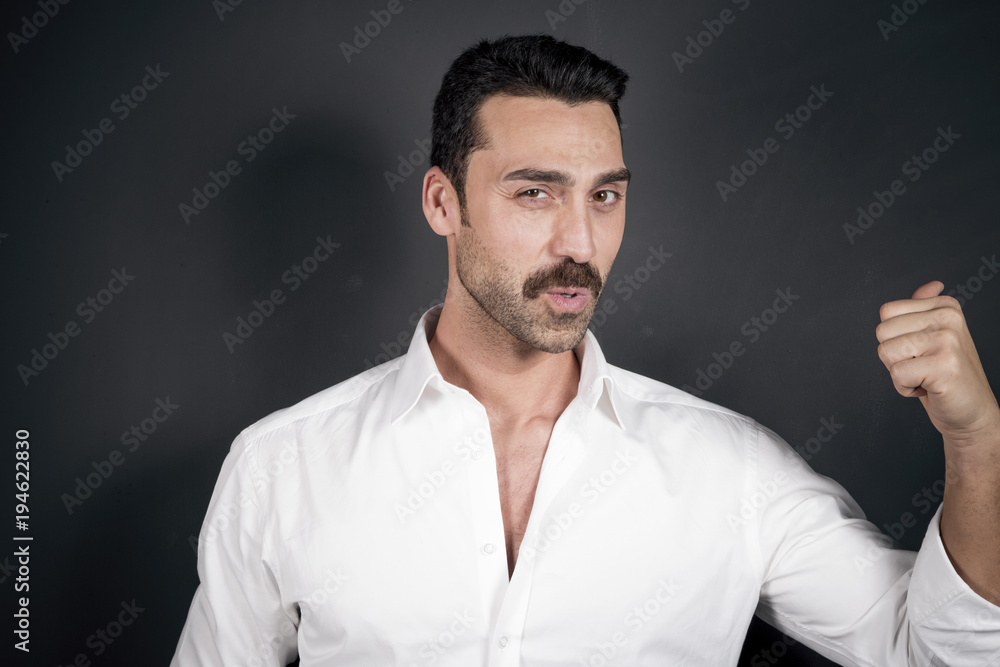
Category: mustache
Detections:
[{"x1": 522, "y1": 260, "x2": 604, "y2": 299}]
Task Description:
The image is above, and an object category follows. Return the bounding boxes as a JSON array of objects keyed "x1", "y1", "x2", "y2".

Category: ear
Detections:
[{"x1": 422, "y1": 166, "x2": 462, "y2": 237}]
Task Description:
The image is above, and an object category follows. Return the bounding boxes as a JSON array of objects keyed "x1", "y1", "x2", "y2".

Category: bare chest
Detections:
[{"x1": 491, "y1": 424, "x2": 553, "y2": 579}]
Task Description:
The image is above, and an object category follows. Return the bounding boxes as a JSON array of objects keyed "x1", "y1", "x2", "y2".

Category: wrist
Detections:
[
  {"x1": 943, "y1": 439, "x2": 1000, "y2": 490},
  {"x1": 942, "y1": 407, "x2": 1000, "y2": 453}
]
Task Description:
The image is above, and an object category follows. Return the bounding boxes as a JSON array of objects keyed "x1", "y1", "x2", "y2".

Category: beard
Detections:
[{"x1": 454, "y1": 215, "x2": 606, "y2": 354}]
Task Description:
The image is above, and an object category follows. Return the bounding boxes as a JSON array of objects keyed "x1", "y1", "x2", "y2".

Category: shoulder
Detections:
[
  {"x1": 605, "y1": 362, "x2": 798, "y2": 461},
  {"x1": 606, "y1": 364, "x2": 809, "y2": 499},
  {"x1": 609, "y1": 363, "x2": 756, "y2": 432},
  {"x1": 234, "y1": 356, "x2": 404, "y2": 453}
]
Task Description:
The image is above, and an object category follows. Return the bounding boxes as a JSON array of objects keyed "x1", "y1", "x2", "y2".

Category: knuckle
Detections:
[
  {"x1": 944, "y1": 353, "x2": 962, "y2": 376},
  {"x1": 938, "y1": 294, "x2": 962, "y2": 311},
  {"x1": 934, "y1": 307, "x2": 964, "y2": 331},
  {"x1": 937, "y1": 349, "x2": 962, "y2": 375},
  {"x1": 935, "y1": 327, "x2": 961, "y2": 346}
]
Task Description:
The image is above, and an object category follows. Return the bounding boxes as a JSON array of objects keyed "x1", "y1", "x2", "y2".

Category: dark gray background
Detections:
[{"x1": 2, "y1": 0, "x2": 997, "y2": 664}]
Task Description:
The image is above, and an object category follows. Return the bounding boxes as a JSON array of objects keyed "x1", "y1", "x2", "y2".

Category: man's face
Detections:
[{"x1": 455, "y1": 94, "x2": 629, "y2": 354}]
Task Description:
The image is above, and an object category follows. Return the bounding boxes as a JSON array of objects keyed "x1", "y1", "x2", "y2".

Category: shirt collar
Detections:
[{"x1": 390, "y1": 304, "x2": 626, "y2": 430}]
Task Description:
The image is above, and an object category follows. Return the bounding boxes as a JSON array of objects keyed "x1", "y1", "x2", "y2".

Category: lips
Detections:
[
  {"x1": 545, "y1": 287, "x2": 592, "y2": 299},
  {"x1": 543, "y1": 288, "x2": 592, "y2": 313}
]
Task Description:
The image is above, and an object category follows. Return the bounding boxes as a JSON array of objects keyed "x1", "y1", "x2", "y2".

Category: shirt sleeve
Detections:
[
  {"x1": 749, "y1": 421, "x2": 1000, "y2": 666},
  {"x1": 170, "y1": 434, "x2": 300, "y2": 667}
]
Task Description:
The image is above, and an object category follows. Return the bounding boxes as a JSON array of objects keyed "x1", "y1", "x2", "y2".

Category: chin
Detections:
[{"x1": 528, "y1": 319, "x2": 592, "y2": 354}]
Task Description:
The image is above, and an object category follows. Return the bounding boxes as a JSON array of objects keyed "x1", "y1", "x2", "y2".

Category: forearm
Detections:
[{"x1": 940, "y1": 434, "x2": 1000, "y2": 606}]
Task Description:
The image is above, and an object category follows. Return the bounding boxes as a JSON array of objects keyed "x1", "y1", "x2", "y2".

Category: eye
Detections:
[
  {"x1": 592, "y1": 190, "x2": 622, "y2": 206},
  {"x1": 519, "y1": 188, "x2": 550, "y2": 200}
]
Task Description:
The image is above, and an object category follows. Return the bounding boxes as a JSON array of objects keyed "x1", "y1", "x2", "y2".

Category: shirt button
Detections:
[
  {"x1": 482, "y1": 543, "x2": 495, "y2": 554},
  {"x1": 498, "y1": 635, "x2": 509, "y2": 648},
  {"x1": 472, "y1": 449, "x2": 484, "y2": 460}
]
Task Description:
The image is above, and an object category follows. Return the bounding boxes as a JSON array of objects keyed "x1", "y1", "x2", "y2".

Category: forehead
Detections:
[{"x1": 472, "y1": 95, "x2": 623, "y2": 175}]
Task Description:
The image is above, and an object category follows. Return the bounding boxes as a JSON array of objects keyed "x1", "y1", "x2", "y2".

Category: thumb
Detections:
[{"x1": 911, "y1": 280, "x2": 944, "y2": 300}]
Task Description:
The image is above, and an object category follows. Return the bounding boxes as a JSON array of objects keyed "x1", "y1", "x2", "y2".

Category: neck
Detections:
[{"x1": 427, "y1": 295, "x2": 582, "y2": 428}]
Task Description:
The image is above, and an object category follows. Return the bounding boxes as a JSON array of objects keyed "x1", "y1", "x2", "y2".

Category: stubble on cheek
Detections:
[{"x1": 454, "y1": 225, "x2": 600, "y2": 354}]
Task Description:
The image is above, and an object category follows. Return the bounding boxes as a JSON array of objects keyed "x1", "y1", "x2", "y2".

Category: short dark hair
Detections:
[{"x1": 431, "y1": 34, "x2": 629, "y2": 219}]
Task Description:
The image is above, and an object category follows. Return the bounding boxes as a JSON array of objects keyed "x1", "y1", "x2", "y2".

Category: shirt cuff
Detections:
[{"x1": 907, "y1": 502, "x2": 1000, "y2": 665}]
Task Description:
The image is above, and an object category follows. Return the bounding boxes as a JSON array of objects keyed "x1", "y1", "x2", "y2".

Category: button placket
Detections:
[{"x1": 460, "y1": 401, "x2": 509, "y2": 644}]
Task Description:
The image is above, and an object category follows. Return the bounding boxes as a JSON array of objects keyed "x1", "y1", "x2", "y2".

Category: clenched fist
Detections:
[{"x1": 876, "y1": 280, "x2": 1000, "y2": 448}]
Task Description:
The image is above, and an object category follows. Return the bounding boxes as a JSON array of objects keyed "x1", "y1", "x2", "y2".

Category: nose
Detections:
[{"x1": 549, "y1": 196, "x2": 596, "y2": 265}]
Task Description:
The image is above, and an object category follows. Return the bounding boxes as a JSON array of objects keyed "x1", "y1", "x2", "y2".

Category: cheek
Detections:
[
  {"x1": 477, "y1": 201, "x2": 548, "y2": 255},
  {"x1": 460, "y1": 226, "x2": 525, "y2": 282},
  {"x1": 595, "y1": 216, "x2": 626, "y2": 261}
]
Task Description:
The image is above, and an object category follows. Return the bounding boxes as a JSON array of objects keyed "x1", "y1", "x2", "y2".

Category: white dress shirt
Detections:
[{"x1": 172, "y1": 304, "x2": 1000, "y2": 666}]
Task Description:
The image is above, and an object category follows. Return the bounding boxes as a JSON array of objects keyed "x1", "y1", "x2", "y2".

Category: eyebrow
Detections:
[{"x1": 502, "y1": 167, "x2": 631, "y2": 191}]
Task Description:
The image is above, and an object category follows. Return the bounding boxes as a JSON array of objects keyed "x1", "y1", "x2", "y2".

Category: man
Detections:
[{"x1": 172, "y1": 35, "x2": 1000, "y2": 665}]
